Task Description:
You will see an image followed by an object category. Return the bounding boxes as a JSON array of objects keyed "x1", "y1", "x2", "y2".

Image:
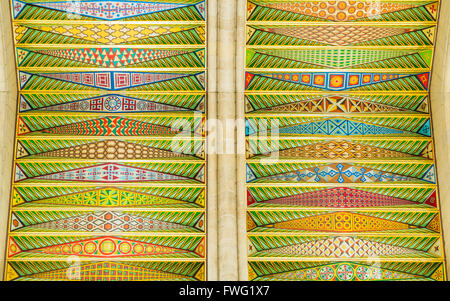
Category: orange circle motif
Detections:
[
  {"x1": 314, "y1": 75, "x2": 325, "y2": 85},
  {"x1": 330, "y1": 75, "x2": 344, "y2": 88},
  {"x1": 337, "y1": 12, "x2": 346, "y2": 20},
  {"x1": 338, "y1": 1, "x2": 347, "y2": 9},
  {"x1": 349, "y1": 75, "x2": 360, "y2": 85}
]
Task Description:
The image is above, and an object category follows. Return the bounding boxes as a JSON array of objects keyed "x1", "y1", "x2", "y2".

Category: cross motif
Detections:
[{"x1": 337, "y1": 264, "x2": 354, "y2": 280}]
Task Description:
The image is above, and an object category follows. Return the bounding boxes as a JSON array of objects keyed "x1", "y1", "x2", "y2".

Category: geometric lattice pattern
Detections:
[
  {"x1": 6, "y1": 0, "x2": 207, "y2": 281},
  {"x1": 245, "y1": 0, "x2": 446, "y2": 281}
]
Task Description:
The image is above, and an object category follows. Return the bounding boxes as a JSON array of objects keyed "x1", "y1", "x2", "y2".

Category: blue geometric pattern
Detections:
[
  {"x1": 422, "y1": 165, "x2": 436, "y2": 183},
  {"x1": 246, "y1": 118, "x2": 408, "y2": 136},
  {"x1": 418, "y1": 120, "x2": 432, "y2": 136},
  {"x1": 279, "y1": 119, "x2": 405, "y2": 136},
  {"x1": 259, "y1": 164, "x2": 415, "y2": 184}
]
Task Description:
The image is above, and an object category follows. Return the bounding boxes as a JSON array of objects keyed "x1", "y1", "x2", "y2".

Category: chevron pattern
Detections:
[
  {"x1": 245, "y1": 0, "x2": 445, "y2": 281},
  {"x1": 6, "y1": 0, "x2": 208, "y2": 281}
]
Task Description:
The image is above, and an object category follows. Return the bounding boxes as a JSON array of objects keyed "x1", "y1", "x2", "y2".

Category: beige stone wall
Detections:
[
  {"x1": 0, "y1": 1, "x2": 16, "y2": 280},
  {"x1": 217, "y1": 0, "x2": 239, "y2": 281},
  {"x1": 207, "y1": 0, "x2": 218, "y2": 281},
  {"x1": 236, "y1": 0, "x2": 248, "y2": 281},
  {"x1": 431, "y1": 1, "x2": 450, "y2": 276}
]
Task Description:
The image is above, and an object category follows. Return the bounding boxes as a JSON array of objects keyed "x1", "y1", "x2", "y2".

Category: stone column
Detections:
[
  {"x1": 217, "y1": 0, "x2": 238, "y2": 281},
  {"x1": 236, "y1": 0, "x2": 248, "y2": 281},
  {"x1": 207, "y1": 0, "x2": 218, "y2": 281}
]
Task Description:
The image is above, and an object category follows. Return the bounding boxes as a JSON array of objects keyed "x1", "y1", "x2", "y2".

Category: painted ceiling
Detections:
[
  {"x1": 245, "y1": 0, "x2": 446, "y2": 281},
  {"x1": 3, "y1": 0, "x2": 447, "y2": 282},
  {"x1": 5, "y1": 0, "x2": 207, "y2": 281}
]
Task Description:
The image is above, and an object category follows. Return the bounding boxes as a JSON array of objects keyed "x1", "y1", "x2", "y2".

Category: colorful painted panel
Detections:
[
  {"x1": 6, "y1": 0, "x2": 207, "y2": 281},
  {"x1": 245, "y1": 0, "x2": 446, "y2": 281}
]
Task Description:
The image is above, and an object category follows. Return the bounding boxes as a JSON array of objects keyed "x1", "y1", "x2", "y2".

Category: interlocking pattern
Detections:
[
  {"x1": 246, "y1": 0, "x2": 445, "y2": 281},
  {"x1": 6, "y1": 0, "x2": 207, "y2": 281}
]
